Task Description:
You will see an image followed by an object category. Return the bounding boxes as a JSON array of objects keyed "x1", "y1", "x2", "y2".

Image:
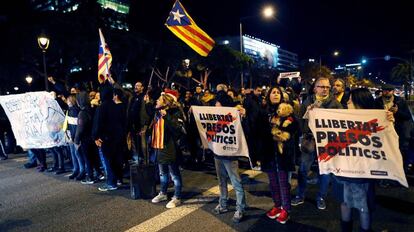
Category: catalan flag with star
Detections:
[
  {"x1": 98, "y1": 28, "x2": 112, "y2": 84},
  {"x1": 165, "y1": 0, "x2": 215, "y2": 57}
]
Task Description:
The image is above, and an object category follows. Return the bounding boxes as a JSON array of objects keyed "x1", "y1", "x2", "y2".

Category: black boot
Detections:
[
  {"x1": 68, "y1": 172, "x2": 79, "y2": 179},
  {"x1": 359, "y1": 227, "x2": 373, "y2": 232},
  {"x1": 341, "y1": 220, "x2": 353, "y2": 232}
]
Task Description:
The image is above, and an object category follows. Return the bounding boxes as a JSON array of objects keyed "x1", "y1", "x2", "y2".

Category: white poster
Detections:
[
  {"x1": 278, "y1": 71, "x2": 300, "y2": 79},
  {"x1": 191, "y1": 106, "x2": 249, "y2": 158},
  {"x1": 308, "y1": 108, "x2": 408, "y2": 187},
  {"x1": 0, "y1": 92, "x2": 67, "y2": 149}
]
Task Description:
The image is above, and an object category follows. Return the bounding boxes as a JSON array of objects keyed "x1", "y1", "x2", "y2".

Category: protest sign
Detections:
[
  {"x1": 309, "y1": 108, "x2": 408, "y2": 187},
  {"x1": 0, "y1": 92, "x2": 67, "y2": 149},
  {"x1": 278, "y1": 71, "x2": 300, "y2": 79},
  {"x1": 191, "y1": 106, "x2": 249, "y2": 158}
]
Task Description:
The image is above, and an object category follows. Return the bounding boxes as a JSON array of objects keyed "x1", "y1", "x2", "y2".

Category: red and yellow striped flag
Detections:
[
  {"x1": 165, "y1": 0, "x2": 215, "y2": 57},
  {"x1": 151, "y1": 112, "x2": 165, "y2": 149},
  {"x1": 98, "y1": 28, "x2": 112, "y2": 84}
]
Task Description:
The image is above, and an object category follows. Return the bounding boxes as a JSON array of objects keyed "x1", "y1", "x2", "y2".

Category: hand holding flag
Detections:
[{"x1": 98, "y1": 28, "x2": 112, "y2": 84}]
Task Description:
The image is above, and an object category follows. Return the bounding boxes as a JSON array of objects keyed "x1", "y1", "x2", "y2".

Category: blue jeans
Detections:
[
  {"x1": 214, "y1": 158, "x2": 246, "y2": 212},
  {"x1": 69, "y1": 143, "x2": 85, "y2": 174},
  {"x1": 158, "y1": 163, "x2": 182, "y2": 198},
  {"x1": 27, "y1": 149, "x2": 38, "y2": 165},
  {"x1": 297, "y1": 151, "x2": 331, "y2": 199},
  {"x1": 98, "y1": 148, "x2": 116, "y2": 187}
]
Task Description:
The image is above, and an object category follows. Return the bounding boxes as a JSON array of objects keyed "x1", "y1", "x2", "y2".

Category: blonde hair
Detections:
[{"x1": 162, "y1": 93, "x2": 180, "y2": 109}]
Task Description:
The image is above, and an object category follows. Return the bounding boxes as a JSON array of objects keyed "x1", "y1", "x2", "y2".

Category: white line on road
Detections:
[{"x1": 125, "y1": 169, "x2": 262, "y2": 232}]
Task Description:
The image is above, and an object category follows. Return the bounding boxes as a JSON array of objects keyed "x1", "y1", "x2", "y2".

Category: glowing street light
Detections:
[
  {"x1": 262, "y1": 6, "x2": 275, "y2": 18},
  {"x1": 25, "y1": 75, "x2": 33, "y2": 85},
  {"x1": 239, "y1": 5, "x2": 276, "y2": 88},
  {"x1": 37, "y1": 35, "x2": 50, "y2": 91}
]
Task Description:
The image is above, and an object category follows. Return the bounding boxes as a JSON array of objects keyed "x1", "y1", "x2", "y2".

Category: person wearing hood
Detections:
[{"x1": 73, "y1": 91, "x2": 97, "y2": 182}]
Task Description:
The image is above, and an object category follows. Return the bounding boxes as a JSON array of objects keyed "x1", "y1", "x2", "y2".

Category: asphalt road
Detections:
[{"x1": 0, "y1": 153, "x2": 413, "y2": 232}]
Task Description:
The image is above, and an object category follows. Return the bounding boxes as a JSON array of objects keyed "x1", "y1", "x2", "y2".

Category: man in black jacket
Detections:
[
  {"x1": 374, "y1": 84, "x2": 413, "y2": 173},
  {"x1": 129, "y1": 81, "x2": 146, "y2": 163}
]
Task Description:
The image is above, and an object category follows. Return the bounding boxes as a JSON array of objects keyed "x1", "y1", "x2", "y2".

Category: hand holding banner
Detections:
[
  {"x1": 0, "y1": 92, "x2": 67, "y2": 149},
  {"x1": 308, "y1": 108, "x2": 408, "y2": 187},
  {"x1": 191, "y1": 106, "x2": 249, "y2": 158}
]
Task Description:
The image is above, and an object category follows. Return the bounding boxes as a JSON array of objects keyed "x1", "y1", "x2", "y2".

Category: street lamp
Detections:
[
  {"x1": 319, "y1": 50, "x2": 340, "y2": 76},
  {"x1": 240, "y1": 5, "x2": 275, "y2": 88},
  {"x1": 37, "y1": 35, "x2": 50, "y2": 91},
  {"x1": 25, "y1": 75, "x2": 33, "y2": 85}
]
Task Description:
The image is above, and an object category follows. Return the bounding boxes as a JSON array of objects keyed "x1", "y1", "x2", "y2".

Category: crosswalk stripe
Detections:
[{"x1": 125, "y1": 169, "x2": 262, "y2": 232}]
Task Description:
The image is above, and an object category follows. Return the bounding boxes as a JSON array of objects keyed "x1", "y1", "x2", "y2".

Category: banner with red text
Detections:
[
  {"x1": 191, "y1": 106, "x2": 249, "y2": 158},
  {"x1": 309, "y1": 108, "x2": 408, "y2": 187}
]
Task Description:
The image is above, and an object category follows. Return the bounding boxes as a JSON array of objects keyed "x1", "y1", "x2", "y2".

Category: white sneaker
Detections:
[
  {"x1": 166, "y1": 197, "x2": 181, "y2": 209},
  {"x1": 151, "y1": 193, "x2": 168, "y2": 203}
]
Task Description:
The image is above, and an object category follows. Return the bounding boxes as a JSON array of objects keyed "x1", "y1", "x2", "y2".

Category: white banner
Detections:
[
  {"x1": 309, "y1": 108, "x2": 408, "y2": 187},
  {"x1": 191, "y1": 106, "x2": 249, "y2": 158},
  {"x1": 278, "y1": 71, "x2": 300, "y2": 79},
  {"x1": 0, "y1": 92, "x2": 67, "y2": 149}
]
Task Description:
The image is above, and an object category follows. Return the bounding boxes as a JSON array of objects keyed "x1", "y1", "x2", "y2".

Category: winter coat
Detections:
[
  {"x1": 259, "y1": 104, "x2": 297, "y2": 172},
  {"x1": 374, "y1": 96, "x2": 413, "y2": 150},
  {"x1": 74, "y1": 92, "x2": 92, "y2": 145},
  {"x1": 299, "y1": 94, "x2": 343, "y2": 135},
  {"x1": 151, "y1": 107, "x2": 185, "y2": 165}
]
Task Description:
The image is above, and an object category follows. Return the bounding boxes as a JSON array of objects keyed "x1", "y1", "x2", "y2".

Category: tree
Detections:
[
  {"x1": 190, "y1": 45, "x2": 253, "y2": 89},
  {"x1": 301, "y1": 61, "x2": 332, "y2": 82},
  {"x1": 391, "y1": 62, "x2": 413, "y2": 99}
]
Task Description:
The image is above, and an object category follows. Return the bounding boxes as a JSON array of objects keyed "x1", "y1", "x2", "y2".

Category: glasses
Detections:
[{"x1": 316, "y1": 86, "x2": 331, "y2": 89}]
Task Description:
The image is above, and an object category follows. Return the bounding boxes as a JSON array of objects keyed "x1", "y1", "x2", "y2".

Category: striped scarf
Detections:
[{"x1": 151, "y1": 111, "x2": 165, "y2": 149}]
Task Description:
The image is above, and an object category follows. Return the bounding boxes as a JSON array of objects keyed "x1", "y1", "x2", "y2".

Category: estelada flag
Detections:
[
  {"x1": 98, "y1": 28, "x2": 112, "y2": 84},
  {"x1": 165, "y1": 0, "x2": 215, "y2": 57}
]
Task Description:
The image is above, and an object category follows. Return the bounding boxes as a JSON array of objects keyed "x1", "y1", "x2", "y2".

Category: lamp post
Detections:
[
  {"x1": 37, "y1": 35, "x2": 50, "y2": 91},
  {"x1": 240, "y1": 5, "x2": 275, "y2": 89},
  {"x1": 319, "y1": 50, "x2": 340, "y2": 76}
]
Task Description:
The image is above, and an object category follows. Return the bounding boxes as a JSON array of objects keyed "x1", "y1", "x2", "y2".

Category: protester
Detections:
[
  {"x1": 260, "y1": 86, "x2": 297, "y2": 224},
  {"x1": 292, "y1": 77, "x2": 343, "y2": 210},
  {"x1": 150, "y1": 89, "x2": 185, "y2": 209},
  {"x1": 128, "y1": 81, "x2": 146, "y2": 163},
  {"x1": 338, "y1": 88, "x2": 395, "y2": 232},
  {"x1": 66, "y1": 94, "x2": 85, "y2": 180},
  {"x1": 332, "y1": 78, "x2": 350, "y2": 109},
  {"x1": 211, "y1": 86, "x2": 247, "y2": 223},
  {"x1": 374, "y1": 84, "x2": 413, "y2": 174}
]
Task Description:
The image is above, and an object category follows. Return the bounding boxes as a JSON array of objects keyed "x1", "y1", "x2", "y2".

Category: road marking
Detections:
[{"x1": 125, "y1": 169, "x2": 262, "y2": 232}]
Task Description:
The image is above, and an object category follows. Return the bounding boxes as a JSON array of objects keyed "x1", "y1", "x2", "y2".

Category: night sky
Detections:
[
  {"x1": 133, "y1": 0, "x2": 414, "y2": 63},
  {"x1": 2, "y1": 0, "x2": 413, "y2": 67}
]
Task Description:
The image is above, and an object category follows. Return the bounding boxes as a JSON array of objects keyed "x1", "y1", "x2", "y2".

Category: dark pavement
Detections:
[{"x1": 0, "y1": 153, "x2": 413, "y2": 232}]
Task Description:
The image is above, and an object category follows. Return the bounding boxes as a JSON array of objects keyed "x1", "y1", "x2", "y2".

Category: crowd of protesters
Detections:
[{"x1": 2, "y1": 74, "x2": 413, "y2": 232}]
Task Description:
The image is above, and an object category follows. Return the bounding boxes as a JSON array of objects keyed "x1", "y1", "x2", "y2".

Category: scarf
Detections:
[{"x1": 151, "y1": 111, "x2": 165, "y2": 149}]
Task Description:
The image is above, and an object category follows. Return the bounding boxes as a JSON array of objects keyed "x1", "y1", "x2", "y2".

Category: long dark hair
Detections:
[
  {"x1": 350, "y1": 88, "x2": 376, "y2": 109},
  {"x1": 265, "y1": 85, "x2": 284, "y2": 113}
]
